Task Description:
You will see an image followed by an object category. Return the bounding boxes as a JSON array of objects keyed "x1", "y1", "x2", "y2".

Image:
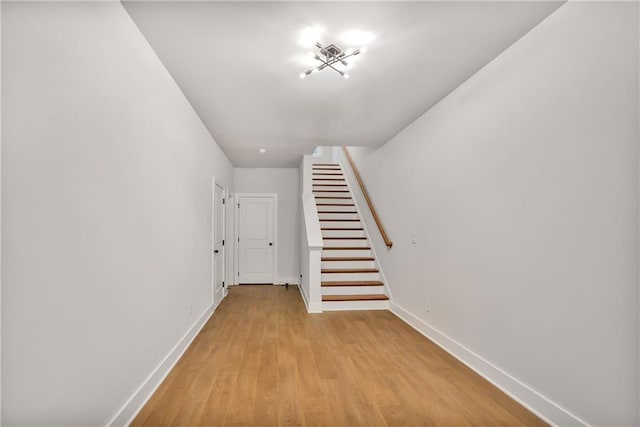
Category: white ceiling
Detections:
[{"x1": 123, "y1": 1, "x2": 562, "y2": 167}]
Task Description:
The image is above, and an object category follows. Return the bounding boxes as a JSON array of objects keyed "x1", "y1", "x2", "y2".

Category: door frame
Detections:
[
  {"x1": 212, "y1": 177, "x2": 227, "y2": 307},
  {"x1": 234, "y1": 193, "x2": 278, "y2": 285},
  {"x1": 226, "y1": 191, "x2": 235, "y2": 291}
]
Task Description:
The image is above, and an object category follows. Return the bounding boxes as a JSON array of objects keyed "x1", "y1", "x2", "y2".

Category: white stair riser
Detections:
[
  {"x1": 313, "y1": 192, "x2": 352, "y2": 198},
  {"x1": 313, "y1": 186, "x2": 349, "y2": 191},
  {"x1": 320, "y1": 220, "x2": 361, "y2": 228},
  {"x1": 322, "y1": 239, "x2": 368, "y2": 247},
  {"x1": 322, "y1": 249, "x2": 371, "y2": 257},
  {"x1": 316, "y1": 205, "x2": 357, "y2": 212},
  {"x1": 321, "y1": 260, "x2": 376, "y2": 269},
  {"x1": 322, "y1": 229, "x2": 364, "y2": 238},
  {"x1": 322, "y1": 300, "x2": 390, "y2": 311},
  {"x1": 318, "y1": 213, "x2": 359, "y2": 220},
  {"x1": 321, "y1": 286, "x2": 384, "y2": 295},
  {"x1": 313, "y1": 180, "x2": 347, "y2": 186},
  {"x1": 321, "y1": 272, "x2": 379, "y2": 281}
]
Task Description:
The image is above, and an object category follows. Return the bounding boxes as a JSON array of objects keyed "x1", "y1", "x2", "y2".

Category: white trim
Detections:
[
  {"x1": 233, "y1": 194, "x2": 239, "y2": 285},
  {"x1": 211, "y1": 177, "x2": 227, "y2": 307},
  {"x1": 389, "y1": 301, "x2": 589, "y2": 427},
  {"x1": 0, "y1": 4, "x2": 4, "y2": 415},
  {"x1": 0, "y1": 1, "x2": 3, "y2": 415},
  {"x1": 223, "y1": 188, "x2": 230, "y2": 298},
  {"x1": 107, "y1": 304, "x2": 215, "y2": 427},
  {"x1": 273, "y1": 193, "x2": 279, "y2": 284},
  {"x1": 322, "y1": 300, "x2": 389, "y2": 311},
  {"x1": 235, "y1": 193, "x2": 278, "y2": 284},
  {"x1": 297, "y1": 283, "x2": 323, "y2": 314},
  {"x1": 211, "y1": 177, "x2": 216, "y2": 305},
  {"x1": 297, "y1": 281, "x2": 311, "y2": 310},
  {"x1": 275, "y1": 277, "x2": 299, "y2": 285}
]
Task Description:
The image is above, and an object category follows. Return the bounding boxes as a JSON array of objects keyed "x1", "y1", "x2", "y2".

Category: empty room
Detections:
[{"x1": 1, "y1": 1, "x2": 639, "y2": 426}]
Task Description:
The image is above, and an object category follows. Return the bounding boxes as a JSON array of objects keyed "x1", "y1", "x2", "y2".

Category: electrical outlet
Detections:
[
  {"x1": 426, "y1": 299, "x2": 432, "y2": 313},
  {"x1": 188, "y1": 304, "x2": 192, "y2": 317}
]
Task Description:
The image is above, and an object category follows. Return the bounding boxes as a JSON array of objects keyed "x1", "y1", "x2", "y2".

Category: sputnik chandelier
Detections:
[{"x1": 299, "y1": 42, "x2": 368, "y2": 80}]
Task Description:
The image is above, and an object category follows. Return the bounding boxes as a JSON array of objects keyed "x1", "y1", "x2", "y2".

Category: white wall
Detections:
[
  {"x1": 0, "y1": 1, "x2": 3, "y2": 421},
  {"x1": 353, "y1": 2, "x2": 639, "y2": 426},
  {"x1": 1, "y1": 2, "x2": 233, "y2": 425},
  {"x1": 233, "y1": 168, "x2": 300, "y2": 283},
  {"x1": 343, "y1": 146, "x2": 376, "y2": 163}
]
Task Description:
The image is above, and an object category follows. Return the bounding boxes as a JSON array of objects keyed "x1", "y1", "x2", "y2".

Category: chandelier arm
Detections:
[
  {"x1": 322, "y1": 51, "x2": 359, "y2": 67},
  {"x1": 314, "y1": 56, "x2": 345, "y2": 76},
  {"x1": 303, "y1": 47, "x2": 362, "y2": 77}
]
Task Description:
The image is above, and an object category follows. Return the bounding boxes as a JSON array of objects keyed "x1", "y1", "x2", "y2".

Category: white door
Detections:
[
  {"x1": 213, "y1": 181, "x2": 226, "y2": 306},
  {"x1": 238, "y1": 195, "x2": 275, "y2": 284}
]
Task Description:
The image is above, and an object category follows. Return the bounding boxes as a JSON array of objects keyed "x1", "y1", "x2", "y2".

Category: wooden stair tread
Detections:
[
  {"x1": 314, "y1": 190, "x2": 350, "y2": 193},
  {"x1": 322, "y1": 268, "x2": 379, "y2": 273},
  {"x1": 316, "y1": 203, "x2": 355, "y2": 206},
  {"x1": 313, "y1": 184, "x2": 348, "y2": 187},
  {"x1": 313, "y1": 163, "x2": 340, "y2": 166},
  {"x1": 323, "y1": 247, "x2": 371, "y2": 250},
  {"x1": 315, "y1": 196, "x2": 352, "y2": 199},
  {"x1": 312, "y1": 173, "x2": 344, "y2": 176},
  {"x1": 321, "y1": 227, "x2": 363, "y2": 230},
  {"x1": 322, "y1": 257, "x2": 374, "y2": 261},
  {"x1": 317, "y1": 211, "x2": 358, "y2": 214},
  {"x1": 322, "y1": 294, "x2": 389, "y2": 301},
  {"x1": 313, "y1": 178, "x2": 345, "y2": 181},
  {"x1": 319, "y1": 219, "x2": 360, "y2": 221},
  {"x1": 322, "y1": 280, "x2": 383, "y2": 286},
  {"x1": 323, "y1": 237, "x2": 367, "y2": 240}
]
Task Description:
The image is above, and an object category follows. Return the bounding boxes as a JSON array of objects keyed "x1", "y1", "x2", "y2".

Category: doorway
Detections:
[
  {"x1": 236, "y1": 193, "x2": 277, "y2": 284},
  {"x1": 212, "y1": 178, "x2": 226, "y2": 307}
]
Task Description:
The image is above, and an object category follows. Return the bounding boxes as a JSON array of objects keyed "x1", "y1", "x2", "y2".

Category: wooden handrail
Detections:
[{"x1": 342, "y1": 146, "x2": 393, "y2": 249}]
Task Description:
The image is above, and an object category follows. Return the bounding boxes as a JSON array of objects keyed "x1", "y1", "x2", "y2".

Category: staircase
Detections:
[{"x1": 312, "y1": 162, "x2": 389, "y2": 311}]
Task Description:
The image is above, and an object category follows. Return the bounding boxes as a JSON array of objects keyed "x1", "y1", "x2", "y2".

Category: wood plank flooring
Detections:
[{"x1": 132, "y1": 285, "x2": 546, "y2": 426}]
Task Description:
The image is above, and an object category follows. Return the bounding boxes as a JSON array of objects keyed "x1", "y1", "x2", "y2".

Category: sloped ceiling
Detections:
[{"x1": 123, "y1": 1, "x2": 562, "y2": 167}]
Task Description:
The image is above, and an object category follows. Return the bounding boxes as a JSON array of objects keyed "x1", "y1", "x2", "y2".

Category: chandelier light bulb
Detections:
[
  {"x1": 359, "y1": 46, "x2": 368, "y2": 53},
  {"x1": 343, "y1": 73, "x2": 350, "y2": 79},
  {"x1": 299, "y1": 72, "x2": 306, "y2": 79},
  {"x1": 344, "y1": 48, "x2": 354, "y2": 56}
]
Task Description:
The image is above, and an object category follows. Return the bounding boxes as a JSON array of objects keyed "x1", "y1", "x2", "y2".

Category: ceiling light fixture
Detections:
[
  {"x1": 300, "y1": 41, "x2": 367, "y2": 80},
  {"x1": 258, "y1": 148, "x2": 267, "y2": 154}
]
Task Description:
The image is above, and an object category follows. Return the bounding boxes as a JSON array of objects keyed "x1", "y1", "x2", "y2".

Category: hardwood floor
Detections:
[{"x1": 132, "y1": 285, "x2": 546, "y2": 426}]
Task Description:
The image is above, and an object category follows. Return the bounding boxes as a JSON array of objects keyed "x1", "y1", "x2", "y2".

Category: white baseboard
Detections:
[
  {"x1": 296, "y1": 283, "x2": 323, "y2": 313},
  {"x1": 297, "y1": 283, "x2": 310, "y2": 311},
  {"x1": 276, "y1": 276, "x2": 299, "y2": 285},
  {"x1": 390, "y1": 302, "x2": 588, "y2": 427},
  {"x1": 107, "y1": 304, "x2": 215, "y2": 427}
]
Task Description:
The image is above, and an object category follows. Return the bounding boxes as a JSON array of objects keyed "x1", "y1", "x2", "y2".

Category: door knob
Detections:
[
  {"x1": 214, "y1": 249, "x2": 219, "y2": 254},
  {"x1": 269, "y1": 242, "x2": 273, "y2": 246}
]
